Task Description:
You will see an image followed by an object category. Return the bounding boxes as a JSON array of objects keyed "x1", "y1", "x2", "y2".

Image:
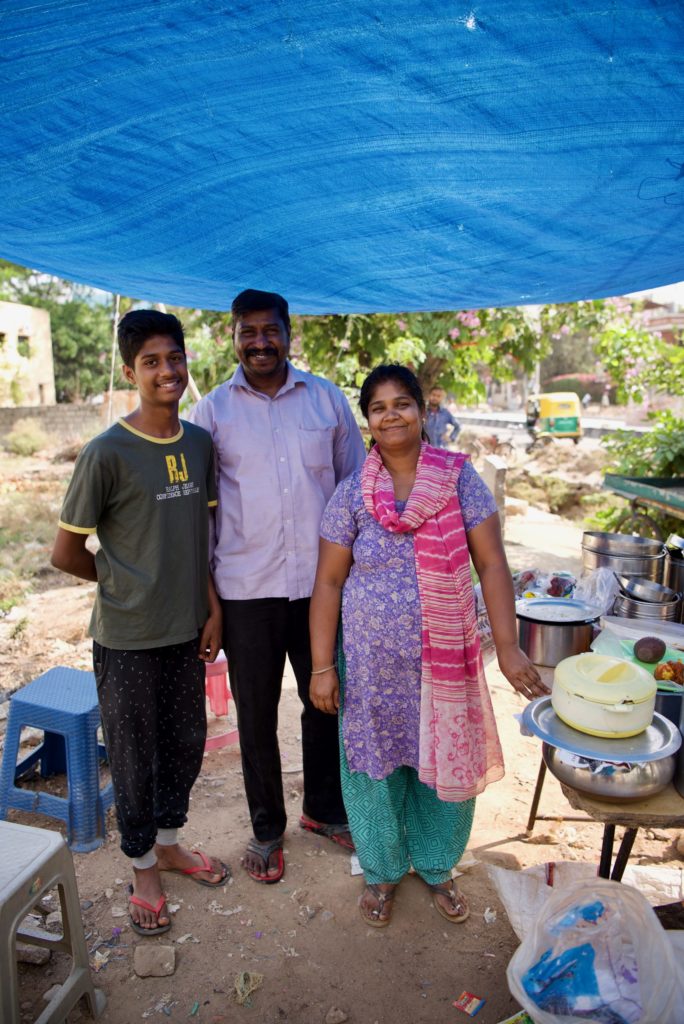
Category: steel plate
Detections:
[{"x1": 522, "y1": 697, "x2": 682, "y2": 762}]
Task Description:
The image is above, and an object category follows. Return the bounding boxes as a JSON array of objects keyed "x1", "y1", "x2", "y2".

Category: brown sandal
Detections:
[
  {"x1": 429, "y1": 881, "x2": 469, "y2": 923},
  {"x1": 359, "y1": 883, "x2": 397, "y2": 928}
]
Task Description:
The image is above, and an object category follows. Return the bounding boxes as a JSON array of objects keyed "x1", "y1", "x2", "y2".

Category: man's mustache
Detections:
[{"x1": 246, "y1": 347, "x2": 278, "y2": 357}]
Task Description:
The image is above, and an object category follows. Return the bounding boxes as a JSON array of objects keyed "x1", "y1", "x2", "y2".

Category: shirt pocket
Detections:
[{"x1": 298, "y1": 424, "x2": 334, "y2": 471}]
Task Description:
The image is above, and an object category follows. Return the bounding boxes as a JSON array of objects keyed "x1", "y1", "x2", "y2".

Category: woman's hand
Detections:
[
  {"x1": 497, "y1": 643, "x2": 550, "y2": 701},
  {"x1": 310, "y1": 667, "x2": 340, "y2": 715}
]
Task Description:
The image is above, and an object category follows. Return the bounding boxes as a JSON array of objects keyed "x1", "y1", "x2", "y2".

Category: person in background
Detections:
[
  {"x1": 309, "y1": 364, "x2": 548, "y2": 928},
  {"x1": 190, "y1": 288, "x2": 366, "y2": 884},
  {"x1": 425, "y1": 385, "x2": 460, "y2": 447},
  {"x1": 51, "y1": 310, "x2": 228, "y2": 938}
]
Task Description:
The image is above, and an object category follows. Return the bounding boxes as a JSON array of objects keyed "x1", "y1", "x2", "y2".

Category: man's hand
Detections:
[{"x1": 310, "y1": 667, "x2": 339, "y2": 715}]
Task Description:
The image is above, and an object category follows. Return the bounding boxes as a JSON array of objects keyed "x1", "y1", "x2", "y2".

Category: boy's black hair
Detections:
[
  {"x1": 359, "y1": 363, "x2": 426, "y2": 418},
  {"x1": 231, "y1": 289, "x2": 291, "y2": 335},
  {"x1": 117, "y1": 309, "x2": 185, "y2": 367}
]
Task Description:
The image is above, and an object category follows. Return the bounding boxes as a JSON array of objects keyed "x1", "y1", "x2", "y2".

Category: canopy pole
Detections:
[{"x1": 106, "y1": 293, "x2": 121, "y2": 426}]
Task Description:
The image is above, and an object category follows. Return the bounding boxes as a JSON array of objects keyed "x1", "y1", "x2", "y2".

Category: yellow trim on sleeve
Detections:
[
  {"x1": 118, "y1": 418, "x2": 184, "y2": 444},
  {"x1": 58, "y1": 520, "x2": 97, "y2": 535},
  {"x1": 208, "y1": 499, "x2": 218, "y2": 507}
]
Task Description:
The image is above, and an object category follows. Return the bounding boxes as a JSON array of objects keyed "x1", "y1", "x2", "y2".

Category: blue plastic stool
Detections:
[{"x1": 0, "y1": 667, "x2": 114, "y2": 853}]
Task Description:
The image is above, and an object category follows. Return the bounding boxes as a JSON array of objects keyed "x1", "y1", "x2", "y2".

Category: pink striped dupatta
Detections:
[{"x1": 361, "y1": 443, "x2": 504, "y2": 802}]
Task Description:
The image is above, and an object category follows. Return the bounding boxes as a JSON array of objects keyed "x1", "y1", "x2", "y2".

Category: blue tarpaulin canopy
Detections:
[{"x1": 1, "y1": 1, "x2": 683, "y2": 313}]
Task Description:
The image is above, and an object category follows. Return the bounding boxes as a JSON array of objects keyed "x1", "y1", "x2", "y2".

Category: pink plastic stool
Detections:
[{"x1": 204, "y1": 651, "x2": 239, "y2": 751}]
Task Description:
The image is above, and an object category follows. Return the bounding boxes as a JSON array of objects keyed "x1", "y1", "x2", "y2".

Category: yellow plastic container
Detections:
[{"x1": 552, "y1": 653, "x2": 656, "y2": 738}]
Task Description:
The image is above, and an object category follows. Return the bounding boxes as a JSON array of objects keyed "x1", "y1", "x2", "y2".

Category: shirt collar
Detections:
[{"x1": 228, "y1": 360, "x2": 307, "y2": 398}]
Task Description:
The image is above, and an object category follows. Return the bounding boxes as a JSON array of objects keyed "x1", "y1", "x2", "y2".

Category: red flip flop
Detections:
[
  {"x1": 299, "y1": 815, "x2": 355, "y2": 851},
  {"x1": 166, "y1": 849, "x2": 230, "y2": 887},
  {"x1": 244, "y1": 838, "x2": 284, "y2": 884},
  {"x1": 128, "y1": 885, "x2": 171, "y2": 937}
]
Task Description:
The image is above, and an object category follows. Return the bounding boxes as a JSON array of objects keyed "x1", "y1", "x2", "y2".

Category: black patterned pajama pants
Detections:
[{"x1": 93, "y1": 638, "x2": 207, "y2": 859}]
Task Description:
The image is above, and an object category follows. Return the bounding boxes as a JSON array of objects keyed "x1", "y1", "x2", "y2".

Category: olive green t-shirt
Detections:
[{"x1": 59, "y1": 418, "x2": 217, "y2": 650}]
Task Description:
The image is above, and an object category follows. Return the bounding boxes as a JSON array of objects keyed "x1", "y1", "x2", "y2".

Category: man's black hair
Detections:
[
  {"x1": 231, "y1": 289, "x2": 290, "y2": 335},
  {"x1": 117, "y1": 309, "x2": 185, "y2": 367},
  {"x1": 359, "y1": 363, "x2": 426, "y2": 419}
]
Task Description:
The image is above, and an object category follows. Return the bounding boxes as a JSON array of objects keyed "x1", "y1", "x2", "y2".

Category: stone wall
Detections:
[{"x1": 0, "y1": 404, "x2": 103, "y2": 442}]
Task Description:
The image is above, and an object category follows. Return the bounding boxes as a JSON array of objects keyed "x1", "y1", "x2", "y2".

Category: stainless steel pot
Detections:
[
  {"x1": 516, "y1": 598, "x2": 600, "y2": 667},
  {"x1": 582, "y1": 531, "x2": 666, "y2": 581},
  {"x1": 542, "y1": 741, "x2": 675, "y2": 800},
  {"x1": 582, "y1": 531, "x2": 665, "y2": 556},
  {"x1": 665, "y1": 555, "x2": 684, "y2": 624},
  {"x1": 582, "y1": 547, "x2": 666, "y2": 581}
]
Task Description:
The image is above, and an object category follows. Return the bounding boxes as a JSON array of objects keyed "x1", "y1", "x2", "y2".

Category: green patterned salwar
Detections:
[{"x1": 338, "y1": 642, "x2": 475, "y2": 887}]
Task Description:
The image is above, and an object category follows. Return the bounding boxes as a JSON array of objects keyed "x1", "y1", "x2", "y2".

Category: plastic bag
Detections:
[
  {"x1": 506, "y1": 879, "x2": 684, "y2": 1024},
  {"x1": 574, "y1": 567, "x2": 621, "y2": 615},
  {"x1": 473, "y1": 583, "x2": 494, "y2": 652},
  {"x1": 512, "y1": 568, "x2": 577, "y2": 600}
]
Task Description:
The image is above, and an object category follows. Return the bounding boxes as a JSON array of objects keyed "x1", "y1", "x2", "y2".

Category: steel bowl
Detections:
[
  {"x1": 542, "y1": 742, "x2": 675, "y2": 800},
  {"x1": 613, "y1": 592, "x2": 681, "y2": 621},
  {"x1": 614, "y1": 573, "x2": 679, "y2": 604}
]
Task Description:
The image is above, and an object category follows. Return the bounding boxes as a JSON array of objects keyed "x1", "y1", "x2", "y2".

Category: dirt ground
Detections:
[{"x1": 2, "y1": 493, "x2": 683, "y2": 1024}]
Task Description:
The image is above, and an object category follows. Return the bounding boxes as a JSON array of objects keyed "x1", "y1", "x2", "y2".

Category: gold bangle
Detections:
[{"x1": 310, "y1": 664, "x2": 335, "y2": 675}]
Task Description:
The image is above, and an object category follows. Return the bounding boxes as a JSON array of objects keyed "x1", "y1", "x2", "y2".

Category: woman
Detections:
[{"x1": 309, "y1": 365, "x2": 548, "y2": 928}]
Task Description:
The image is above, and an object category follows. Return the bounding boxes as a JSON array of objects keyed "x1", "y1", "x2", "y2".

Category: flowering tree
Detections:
[{"x1": 297, "y1": 307, "x2": 550, "y2": 401}]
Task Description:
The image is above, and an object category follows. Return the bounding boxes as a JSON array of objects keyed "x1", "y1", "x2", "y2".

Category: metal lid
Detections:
[
  {"x1": 516, "y1": 597, "x2": 601, "y2": 625},
  {"x1": 582, "y1": 531, "x2": 665, "y2": 558}
]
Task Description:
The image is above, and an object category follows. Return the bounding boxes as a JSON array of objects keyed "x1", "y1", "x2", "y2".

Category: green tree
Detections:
[{"x1": 47, "y1": 300, "x2": 113, "y2": 401}]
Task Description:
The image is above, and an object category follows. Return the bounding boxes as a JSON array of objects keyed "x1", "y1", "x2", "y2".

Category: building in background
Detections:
[{"x1": 0, "y1": 300, "x2": 56, "y2": 407}]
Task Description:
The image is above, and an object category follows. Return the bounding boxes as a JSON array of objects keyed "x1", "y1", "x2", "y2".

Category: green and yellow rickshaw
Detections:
[{"x1": 525, "y1": 392, "x2": 582, "y2": 444}]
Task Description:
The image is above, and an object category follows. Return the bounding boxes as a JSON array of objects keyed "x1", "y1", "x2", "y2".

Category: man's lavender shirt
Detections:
[{"x1": 189, "y1": 362, "x2": 366, "y2": 601}]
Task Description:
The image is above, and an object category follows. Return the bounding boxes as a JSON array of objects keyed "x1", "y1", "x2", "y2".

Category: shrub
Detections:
[
  {"x1": 53, "y1": 436, "x2": 86, "y2": 462},
  {"x1": 3, "y1": 418, "x2": 50, "y2": 456}
]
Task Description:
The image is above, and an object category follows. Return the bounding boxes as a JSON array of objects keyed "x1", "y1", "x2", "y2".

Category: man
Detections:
[
  {"x1": 425, "y1": 386, "x2": 460, "y2": 448},
  {"x1": 190, "y1": 289, "x2": 366, "y2": 883}
]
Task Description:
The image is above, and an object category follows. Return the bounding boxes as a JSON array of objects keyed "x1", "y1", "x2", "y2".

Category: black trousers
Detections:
[
  {"x1": 93, "y1": 639, "x2": 207, "y2": 859},
  {"x1": 221, "y1": 597, "x2": 346, "y2": 842}
]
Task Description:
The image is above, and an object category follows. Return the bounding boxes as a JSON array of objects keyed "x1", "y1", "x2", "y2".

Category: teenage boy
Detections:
[{"x1": 51, "y1": 309, "x2": 228, "y2": 937}]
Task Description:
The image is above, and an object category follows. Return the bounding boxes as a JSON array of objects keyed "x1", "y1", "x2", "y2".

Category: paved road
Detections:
[{"x1": 454, "y1": 408, "x2": 648, "y2": 439}]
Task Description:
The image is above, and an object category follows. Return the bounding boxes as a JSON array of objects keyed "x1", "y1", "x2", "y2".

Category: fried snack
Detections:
[{"x1": 655, "y1": 660, "x2": 684, "y2": 685}]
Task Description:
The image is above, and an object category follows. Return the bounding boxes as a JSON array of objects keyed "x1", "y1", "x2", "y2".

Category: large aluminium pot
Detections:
[
  {"x1": 516, "y1": 598, "x2": 600, "y2": 667},
  {"x1": 552, "y1": 653, "x2": 656, "y2": 738}
]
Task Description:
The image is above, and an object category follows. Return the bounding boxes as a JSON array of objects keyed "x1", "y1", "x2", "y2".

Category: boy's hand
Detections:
[{"x1": 198, "y1": 610, "x2": 222, "y2": 663}]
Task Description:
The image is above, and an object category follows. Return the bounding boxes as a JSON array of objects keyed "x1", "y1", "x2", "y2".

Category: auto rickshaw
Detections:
[{"x1": 525, "y1": 392, "x2": 582, "y2": 444}]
